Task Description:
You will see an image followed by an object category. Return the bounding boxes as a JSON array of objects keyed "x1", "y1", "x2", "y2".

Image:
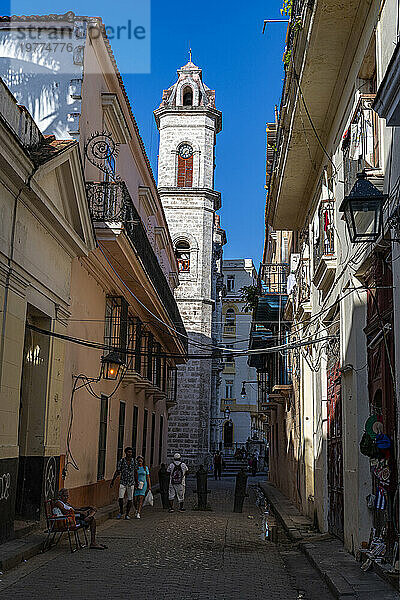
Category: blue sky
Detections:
[{"x1": 3, "y1": 0, "x2": 287, "y2": 265}]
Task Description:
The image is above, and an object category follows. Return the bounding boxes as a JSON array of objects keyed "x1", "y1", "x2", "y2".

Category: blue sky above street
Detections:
[{"x1": 2, "y1": 0, "x2": 287, "y2": 265}]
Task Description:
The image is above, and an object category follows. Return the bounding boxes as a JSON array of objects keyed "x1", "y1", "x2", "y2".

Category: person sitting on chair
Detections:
[{"x1": 53, "y1": 488, "x2": 107, "y2": 550}]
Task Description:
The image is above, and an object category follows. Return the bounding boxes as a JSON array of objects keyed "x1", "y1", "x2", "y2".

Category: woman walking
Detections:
[{"x1": 134, "y1": 455, "x2": 151, "y2": 519}]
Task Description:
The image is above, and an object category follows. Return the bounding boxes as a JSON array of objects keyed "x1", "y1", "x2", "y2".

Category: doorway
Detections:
[
  {"x1": 15, "y1": 306, "x2": 51, "y2": 520},
  {"x1": 223, "y1": 421, "x2": 233, "y2": 448},
  {"x1": 327, "y1": 362, "x2": 344, "y2": 540}
]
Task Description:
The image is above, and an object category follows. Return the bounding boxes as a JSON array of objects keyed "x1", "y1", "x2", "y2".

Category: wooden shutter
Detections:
[{"x1": 177, "y1": 155, "x2": 193, "y2": 187}]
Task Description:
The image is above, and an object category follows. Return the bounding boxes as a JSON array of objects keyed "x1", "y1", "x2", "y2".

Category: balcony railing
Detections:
[
  {"x1": 313, "y1": 200, "x2": 335, "y2": 270},
  {"x1": 259, "y1": 263, "x2": 289, "y2": 295},
  {"x1": 293, "y1": 257, "x2": 310, "y2": 314},
  {"x1": 343, "y1": 94, "x2": 379, "y2": 195},
  {"x1": 86, "y1": 181, "x2": 187, "y2": 348}
]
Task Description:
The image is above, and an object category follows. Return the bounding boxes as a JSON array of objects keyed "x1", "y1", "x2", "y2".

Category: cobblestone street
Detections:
[{"x1": 0, "y1": 479, "x2": 334, "y2": 600}]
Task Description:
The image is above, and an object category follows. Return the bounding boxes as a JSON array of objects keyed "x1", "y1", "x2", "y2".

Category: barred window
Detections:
[{"x1": 104, "y1": 296, "x2": 128, "y2": 362}]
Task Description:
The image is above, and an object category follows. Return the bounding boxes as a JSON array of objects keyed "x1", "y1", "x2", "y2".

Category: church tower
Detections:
[{"x1": 154, "y1": 58, "x2": 224, "y2": 466}]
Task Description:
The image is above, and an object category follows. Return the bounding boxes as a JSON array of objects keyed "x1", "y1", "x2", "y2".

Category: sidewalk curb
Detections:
[
  {"x1": 258, "y1": 481, "x2": 312, "y2": 542},
  {"x1": 258, "y1": 481, "x2": 399, "y2": 600},
  {"x1": 299, "y1": 541, "x2": 356, "y2": 599}
]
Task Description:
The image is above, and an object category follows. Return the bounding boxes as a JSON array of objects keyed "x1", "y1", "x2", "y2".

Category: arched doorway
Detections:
[{"x1": 223, "y1": 420, "x2": 233, "y2": 448}]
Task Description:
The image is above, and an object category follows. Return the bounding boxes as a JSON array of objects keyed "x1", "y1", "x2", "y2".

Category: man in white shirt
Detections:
[{"x1": 167, "y1": 453, "x2": 188, "y2": 513}]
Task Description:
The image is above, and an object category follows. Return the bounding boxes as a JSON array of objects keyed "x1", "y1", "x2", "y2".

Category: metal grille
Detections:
[
  {"x1": 259, "y1": 263, "x2": 289, "y2": 295},
  {"x1": 104, "y1": 296, "x2": 128, "y2": 360},
  {"x1": 314, "y1": 201, "x2": 335, "y2": 271},
  {"x1": 167, "y1": 367, "x2": 178, "y2": 407},
  {"x1": 293, "y1": 257, "x2": 310, "y2": 313}
]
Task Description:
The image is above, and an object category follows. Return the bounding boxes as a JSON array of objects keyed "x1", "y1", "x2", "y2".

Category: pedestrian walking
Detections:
[
  {"x1": 213, "y1": 450, "x2": 222, "y2": 480},
  {"x1": 168, "y1": 452, "x2": 188, "y2": 512},
  {"x1": 133, "y1": 455, "x2": 151, "y2": 519},
  {"x1": 110, "y1": 446, "x2": 135, "y2": 520}
]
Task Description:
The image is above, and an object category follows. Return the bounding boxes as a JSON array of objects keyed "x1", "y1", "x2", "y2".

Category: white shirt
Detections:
[
  {"x1": 53, "y1": 499, "x2": 73, "y2": 517},
  {"x1": 167, "y1": 460, "x2": 188, "y2": 484}
]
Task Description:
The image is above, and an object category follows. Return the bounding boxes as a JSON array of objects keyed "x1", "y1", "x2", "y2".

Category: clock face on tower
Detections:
[{"x1": 178, "y1": 143, "x2": 193, "y2": 159}]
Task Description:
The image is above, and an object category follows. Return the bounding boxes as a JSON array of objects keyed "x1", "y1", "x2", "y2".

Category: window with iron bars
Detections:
[
  {"x1": 152, "y1": 342, "x2": 163, "y2": 389},
  {"x1": 167, "y1": 367, "x2": 178, "y2": 405},
  {"x1": 104, "y1": 296, "x2": 128, "y2": 362},
  {"x1": 134, "y1": 331, "x2": 154, "y2": 382},
  {"x1": 314, "y1": 200, "x2": 335, "y2": 266}
]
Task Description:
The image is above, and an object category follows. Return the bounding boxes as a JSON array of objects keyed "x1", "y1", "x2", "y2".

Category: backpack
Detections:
[{"x1": 171, "y1": 463, "x2": 183, "y2": 485}]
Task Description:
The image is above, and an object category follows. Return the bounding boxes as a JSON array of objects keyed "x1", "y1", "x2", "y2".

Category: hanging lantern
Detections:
[
  {"x1": 339, "y1": 171, "x2": 387, "y2": 243},
  {"x1": 101, "y1": 351, "x2": 123, "y2": 380}
]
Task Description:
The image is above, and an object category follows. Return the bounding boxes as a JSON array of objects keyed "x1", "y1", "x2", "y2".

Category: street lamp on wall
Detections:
[
  {"x1": 101, "y1": 351, "x2": 124, "y2": 380},
  {"x1": 241, "y1": 380, "x2": 258, "y2": 399},
  {"x1": 339, "y1": 171, "x2": 387, "y2": 243}
]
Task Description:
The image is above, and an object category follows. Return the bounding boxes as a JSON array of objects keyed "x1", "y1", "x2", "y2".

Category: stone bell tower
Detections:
[{"x1": 154, "y1": 58, "x2": 223, "y2": 466}]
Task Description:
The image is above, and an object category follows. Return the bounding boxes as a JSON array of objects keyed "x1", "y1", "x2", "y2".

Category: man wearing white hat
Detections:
[{"x1": 167, "y1": 453, "x2": 188, "y2": 512}]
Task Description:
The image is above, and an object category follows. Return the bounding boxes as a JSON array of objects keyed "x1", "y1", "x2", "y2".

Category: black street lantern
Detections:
[
  {"x1": 339, "y1": 171, "x2": 387, "y2": 243},
  {"x1": 101, "y1": 351, "x2": 124, "y2": 380}
]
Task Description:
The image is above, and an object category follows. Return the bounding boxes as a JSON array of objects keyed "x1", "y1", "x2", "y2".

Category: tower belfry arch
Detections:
[{"x1": 154, "y1": 59, "x2": 224, "y2": 465}]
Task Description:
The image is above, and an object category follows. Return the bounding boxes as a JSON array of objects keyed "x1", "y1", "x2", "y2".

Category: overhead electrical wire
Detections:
[
  {"x1": 26, "y1": 321, "x2": 336, "y2": 360},
  {"x1": 97, "y1": 243, "x2": 240, "y2": 353}
]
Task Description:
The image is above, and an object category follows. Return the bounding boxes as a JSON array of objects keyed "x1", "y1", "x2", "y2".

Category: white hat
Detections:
[{"x1": 173, "y1": 453, "x2": 181, "y2": 460}]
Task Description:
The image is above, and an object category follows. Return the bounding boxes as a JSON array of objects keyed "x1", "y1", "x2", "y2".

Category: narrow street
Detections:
[{"x1": 0, "y1": 479, "x2": 334, "y2": 600}]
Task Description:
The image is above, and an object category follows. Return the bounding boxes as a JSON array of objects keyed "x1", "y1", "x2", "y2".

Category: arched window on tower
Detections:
[
  {"x1": 175, "y1": 240, "x2": 190, "y2": 273},
  {"x1": 183, "y1": 86, "x2": 193, "y2": 106},
  {"x1": 177, "y1": 143, "x2": 193, "y2": 187}
]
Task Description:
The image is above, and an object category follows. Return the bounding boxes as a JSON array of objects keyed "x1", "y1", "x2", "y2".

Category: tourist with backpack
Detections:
[{"x1": 167, "y1": 453, "x2": 188, "y2": 512}]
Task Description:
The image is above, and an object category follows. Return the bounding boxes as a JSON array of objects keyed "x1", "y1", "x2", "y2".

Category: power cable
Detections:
[{"x1": 98, "y1": 243, "x2": 239, "y2": 354}]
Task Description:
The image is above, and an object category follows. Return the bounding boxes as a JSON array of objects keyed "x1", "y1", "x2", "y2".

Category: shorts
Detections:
[
  {"x1": 169, "y1": 483, "x2": 185, "y2": 502},
  {"x1": 75, "y1": 514, "x2": 90, "y2": 529},
  {"x1": 119, "y1": 484, "x2": 134, "y2": 501}
]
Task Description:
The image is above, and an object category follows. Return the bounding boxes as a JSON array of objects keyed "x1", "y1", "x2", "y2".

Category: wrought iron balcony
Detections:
[
  {"x1": 292, "y1": 257, "x2": 311, "y2": 317},
  {"x1": 86, "y1": 181, "x2": 187, "y2": 347},
  {"x1": 313, "y1": 200, "x2": 335, "y2": 272},
  {"x1": 259, "y1": 263, "x2": 289, "y2": 295}
]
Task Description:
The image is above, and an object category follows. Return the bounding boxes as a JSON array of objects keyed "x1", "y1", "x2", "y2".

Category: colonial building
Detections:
[
  {"x1": 258, "y1": 0, "x2": 400, "y2": 573},
  {"x1": 0, "y1": 77, "x2": 94, "y2": 542},
  {"x1": 0, "y1": 14, "x2": 186, "y2": 522},
  {"x1": 218, "y1": 259, "x2": 259, "y2": 450},
  {"x1": 154, "y1": 59, "x2": 225, "y2": 466}
]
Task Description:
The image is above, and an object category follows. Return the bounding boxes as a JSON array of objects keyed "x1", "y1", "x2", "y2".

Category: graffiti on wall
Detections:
[
  {"x1": 0, "y1": 472, "x2": 11, "y2": 501},
  {"x1": 44, "y1": 456, "x2": 56, "y2": 500}
]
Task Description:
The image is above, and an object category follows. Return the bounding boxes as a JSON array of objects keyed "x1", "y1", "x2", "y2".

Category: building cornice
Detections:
[
  {"x1": 154, "y1": 105, "x2": 222, "y2": 133},
  {"x1": 373, "y1": 41, "x2": 400, "y2": 126},
  {"x1": 158, "y1": 187, "x2": 221, "y2": 211}
]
